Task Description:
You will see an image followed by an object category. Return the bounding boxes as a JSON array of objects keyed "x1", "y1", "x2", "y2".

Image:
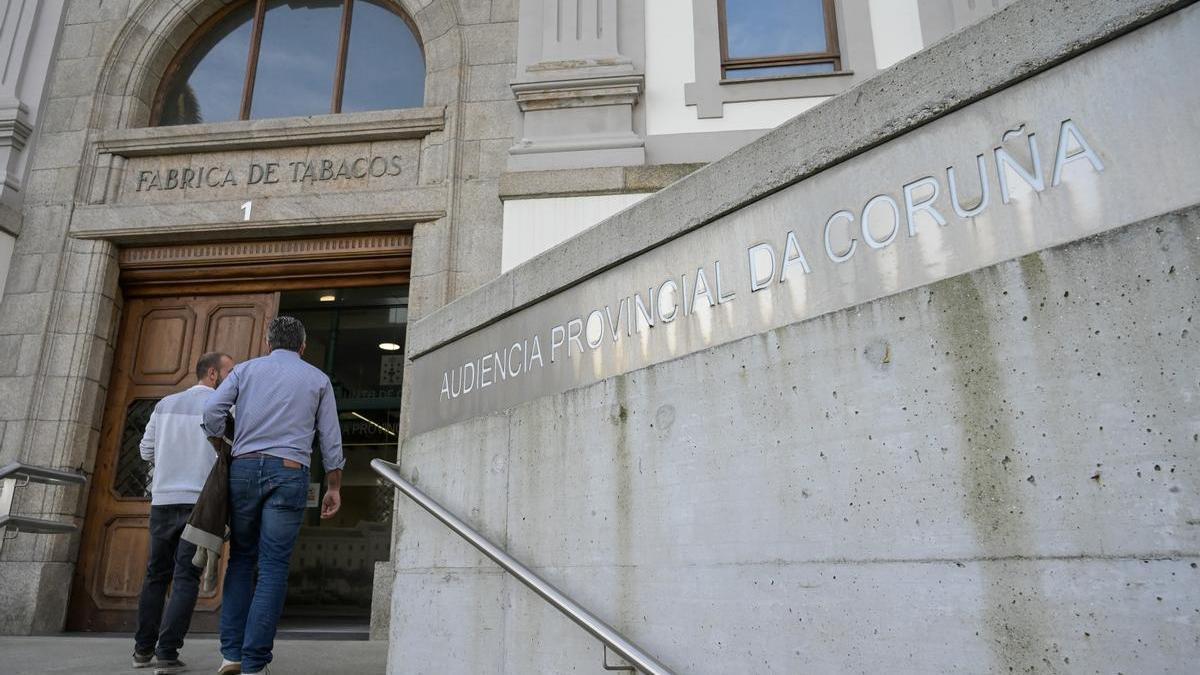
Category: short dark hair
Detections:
[
  {"x1": 267, "y1": 315, "x2": 306, "y2": 351},
  {"x1": 196, "y1": 352, "x2": 230, "y2": 380}
]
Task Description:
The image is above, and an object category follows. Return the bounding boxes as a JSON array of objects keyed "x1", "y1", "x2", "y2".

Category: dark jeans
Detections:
[
  {"x1": 135, "y1": 504, "x2": 202, "y2": 660},
  {"x1": 220, "y1": 456, "x2": 308, "y2": 673}
]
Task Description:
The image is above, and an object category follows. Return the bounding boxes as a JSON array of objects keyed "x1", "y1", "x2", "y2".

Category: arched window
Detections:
[{"x1": 155, "y1": 0, "x2": 425, "y2": 126}]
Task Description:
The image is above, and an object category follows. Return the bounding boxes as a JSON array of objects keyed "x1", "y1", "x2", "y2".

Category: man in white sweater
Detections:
[{"x1": 133, "y1": 351, "x2": 235, "y2": 675}]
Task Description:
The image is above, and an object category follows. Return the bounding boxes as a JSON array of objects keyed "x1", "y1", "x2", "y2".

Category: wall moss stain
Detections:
[
  {"x1": 933, "y1": 270, "x2": 1055, "y2": 672},
  {"x1": 608, "y1": 373, "x2": 637, "y2": 626}
]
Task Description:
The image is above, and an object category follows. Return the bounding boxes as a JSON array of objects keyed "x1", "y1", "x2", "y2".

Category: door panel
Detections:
[
  {"x1": 205, "y1": 307, "x2": 263, "y2": 363},
  {"x1": 99, "y1": 516, "x2": 151, "y2": 600},
  {"x1": 67, "y1": 292, "x2": 278, "y2": 632},
  {"x1": 131, "y1": 307, "x2": 196, "y2": 383}
]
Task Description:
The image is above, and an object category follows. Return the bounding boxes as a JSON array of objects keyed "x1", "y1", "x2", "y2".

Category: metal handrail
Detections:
[
  {"x1": 371, "y1": 459, "x2": 675, "y2": 675},
  {"x1": 0, "y1": 462, "x2": 88, "y2": 486},
  {"x1": 0, "y1": 462, "x2": 87, "y2": 546}
]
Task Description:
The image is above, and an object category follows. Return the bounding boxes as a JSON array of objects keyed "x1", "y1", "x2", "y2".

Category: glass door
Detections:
[{"x1": 277, "y1": 286, "x2": 406, "y2": 624}]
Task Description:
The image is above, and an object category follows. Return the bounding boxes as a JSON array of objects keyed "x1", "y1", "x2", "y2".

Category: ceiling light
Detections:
[
  {"x1": 379, "y1": 342, "x2": 401, "y2": 351},
  {"x1": 319, "y1": 294, "x2": 336, "y2": 302}
]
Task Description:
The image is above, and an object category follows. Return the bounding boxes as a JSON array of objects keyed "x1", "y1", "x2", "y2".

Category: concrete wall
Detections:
[
  {"x1": 392, "y1": 206, "x2": 1200, "y2": 673},
  {"x1": 389, "y1": 0, "x2": 1200, "y2": 672}
]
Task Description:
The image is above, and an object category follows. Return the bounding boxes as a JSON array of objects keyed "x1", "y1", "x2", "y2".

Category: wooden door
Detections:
[{"x1": 67, "y1": 292, "x2": 278, "y2": 632}]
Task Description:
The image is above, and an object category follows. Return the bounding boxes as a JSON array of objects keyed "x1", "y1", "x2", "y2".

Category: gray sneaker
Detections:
[
  {"x1": 132, "y1": 651, "x2": 155, "y2": 669},
  {"x1": 154, "y1": 658, "x2": 186, "y2": 674}
]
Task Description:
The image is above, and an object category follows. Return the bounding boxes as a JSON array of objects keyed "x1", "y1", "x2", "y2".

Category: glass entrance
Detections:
[{"x1": 277, "y1": 285, "x2": 406, "y2": 625}]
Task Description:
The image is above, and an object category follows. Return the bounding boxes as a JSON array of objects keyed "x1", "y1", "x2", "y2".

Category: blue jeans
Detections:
[
  {"x1": 220, "y1": 456, "x2": 308, "y2": 672},
  {"x1": 135, "y1": 504, "x2": 202, "y2": 660}
]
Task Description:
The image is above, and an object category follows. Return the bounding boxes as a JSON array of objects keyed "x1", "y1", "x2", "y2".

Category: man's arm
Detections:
[
  {"x1": 316, "y1": 378, "x2": 345, "y2": 519},
  {"x1": 202, "y1": 366, "x2": 240, "y2": 437},
  {"x1": 139, "y1": 409, "x2": 158, "y2": 461},
  {"x1": 321, "y1": 467, "x2": 341, "y2": 520}
]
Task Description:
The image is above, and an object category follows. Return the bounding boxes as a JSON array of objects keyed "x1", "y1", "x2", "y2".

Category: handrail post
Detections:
[{"x1": 371, "y1": 459, "x2": 675, "y2": 675}]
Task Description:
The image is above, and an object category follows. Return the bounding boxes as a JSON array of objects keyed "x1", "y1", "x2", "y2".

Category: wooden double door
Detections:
[
  {"x1": 65, "y1": 232, "x2": 412, "y2": 632},
  {"x1": 67, "y1": 293, "x2": 278, "y2": 632}
]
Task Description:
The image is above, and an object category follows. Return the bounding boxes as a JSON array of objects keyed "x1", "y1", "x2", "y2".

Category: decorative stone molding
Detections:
[
  {"x1": 118, "y1": 232, "x2": 415, "y2": 295},
  {"x1": 0, "y1": 103, "x2": 32, "y2": 152},
  {"x1": 69, "y1": 186, "x2": 447, "y2": 242},
  {"x1": 498, "y1": 162, "x2": 705, "y2": 199},
  {"x1": 509, "y1": 0, "x2": 647, "y2": 170},
  {"x1": 118, "y1": 232, "x2": 414, "y2": 269},
  {"x1": 78, "y1": 106, "x2": 451, "y2": 237},
  {"x1": 512, "y1": 75, "x2": 642, "y2": 112},
  {"x1": 0, "y1": 101, "x2": 33, "y2": 190},
  {"x1": 94, "y1": 107, "x2": 446, "y2": 158}
]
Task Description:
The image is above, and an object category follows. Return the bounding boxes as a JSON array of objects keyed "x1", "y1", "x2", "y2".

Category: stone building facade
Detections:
[{"x1": 2, "y1": 0, "x2": 1196, "y2": 673}]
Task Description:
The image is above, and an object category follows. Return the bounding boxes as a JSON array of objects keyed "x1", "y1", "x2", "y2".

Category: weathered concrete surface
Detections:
[
  {"x1": 407, "y1": 0, "x2": 1199, "y2": 358},
  {"x1": 0, "y1": 635, "x2": 386, "y2": 674},
  {"x1": 390, "y1": 207, "x2": 1200, "y2": 672}
]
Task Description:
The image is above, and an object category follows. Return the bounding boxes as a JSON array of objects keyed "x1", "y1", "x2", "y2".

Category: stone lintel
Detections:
[{"x1": 69, "y1": 185, "x2": 447, "y2": 243}]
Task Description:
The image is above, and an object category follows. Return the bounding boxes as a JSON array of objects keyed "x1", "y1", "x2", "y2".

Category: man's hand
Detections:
[
  {"x1": 320, "y1": 468, "x2": 343, "y2": 519},
  {"x1": 320, "y1": 489, "x2": 341, "y2": 519}
]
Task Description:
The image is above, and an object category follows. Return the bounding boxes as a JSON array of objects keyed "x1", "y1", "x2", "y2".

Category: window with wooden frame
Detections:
[
  {"x1": 718, "y1": 0, "x2": 841, "y2": 80},
  {"x1": 153, "y1": 0, "x2": 425, "y2": 127}
]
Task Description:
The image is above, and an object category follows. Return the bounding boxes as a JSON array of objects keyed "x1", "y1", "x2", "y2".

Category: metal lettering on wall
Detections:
[{"x1": 409, "y1": 18, "x2": 1200, "y2": 436}]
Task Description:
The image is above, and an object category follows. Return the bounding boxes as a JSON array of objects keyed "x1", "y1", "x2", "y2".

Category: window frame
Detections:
[
  {"x1": 151, "y1": 0, "x2": 423, "y2": 126},
  {"x1": 684, "y1": 0, "x2": 878, "y2": 120},
  {"x1": 716, "y1": 0, "x2": 842, "y2": 80}
]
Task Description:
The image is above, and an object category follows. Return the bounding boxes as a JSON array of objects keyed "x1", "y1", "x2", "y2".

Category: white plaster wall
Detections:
[
  {"x1": 12, "y1": 1, "x2": 64, "y2": 118},
  {"x1": 501, "y1": 193, "x2": 651, "y2": 272},
  {"x1": 3, "y1": 0, "x2": 66, "y2": 185},
  {"x1": 644, "y1": 0, "x2": 928, "y2": 138},
  {"x1": 869, "y1": 0, "x2": 925, "y2": 68},
  {"x1": 643, "y1": 0, "x2": 826, "y2": 136},
  {"x1": 0, "y1": 231, "x2": 14, "y2": 299}
]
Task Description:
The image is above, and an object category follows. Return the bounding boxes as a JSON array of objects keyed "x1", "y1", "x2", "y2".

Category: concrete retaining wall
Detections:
[
  {"x1": 390, "y1": 207, "x2": 1199, "y2": 672},
  {"x1": 388, "y1": 1, "x2": 1200, "y2": 671}
]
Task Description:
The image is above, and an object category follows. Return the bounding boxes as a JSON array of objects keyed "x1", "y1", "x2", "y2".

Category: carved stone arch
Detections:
[{"x1": 89, "y1": 0, "x2": 466, "y2": 132}]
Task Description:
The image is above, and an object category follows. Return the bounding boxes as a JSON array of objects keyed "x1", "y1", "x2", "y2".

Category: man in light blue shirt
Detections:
[{"x1": 202, "y1": 316, "x2": 344, "y2": 675}]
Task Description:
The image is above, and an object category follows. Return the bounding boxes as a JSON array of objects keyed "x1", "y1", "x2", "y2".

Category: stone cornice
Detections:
[
  {"x1": 511, "y1": 74, "x2": 644, "y2": 112},
  {"x1": 0, "y1": 102, "x2": 32, "y2": 151},
  {"x1": 94, "y1": 106, "x2": 446, "y2": 158},
  {"x1": 69, "y1": 185, "x2": 447, "y2": 243}
]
